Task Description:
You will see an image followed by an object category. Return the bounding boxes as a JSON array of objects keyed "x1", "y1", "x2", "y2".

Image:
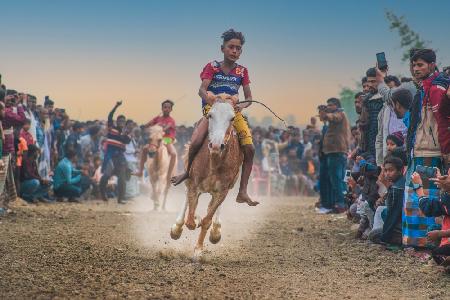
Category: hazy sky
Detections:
[{"x1": 2, "y1": 0, "x2": 450, "y2": 125}]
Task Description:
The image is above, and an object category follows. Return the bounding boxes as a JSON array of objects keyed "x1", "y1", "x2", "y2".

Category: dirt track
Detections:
[{"x1": 0, "y1": 188, "x2": 449, "y2": 299}]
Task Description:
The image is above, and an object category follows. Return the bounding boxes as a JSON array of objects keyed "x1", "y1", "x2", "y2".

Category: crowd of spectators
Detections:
[
  {"x1": 1, "y1": 47, "x2": 449, "y2": 271},
  {"x1": 315, "y1": 49, "x2": 450, "y2": 271}
]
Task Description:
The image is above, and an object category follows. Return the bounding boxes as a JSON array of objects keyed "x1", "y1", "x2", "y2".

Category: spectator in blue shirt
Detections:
[{"x1": 53, "y1": 148, "x2": 90, "y2": 202}]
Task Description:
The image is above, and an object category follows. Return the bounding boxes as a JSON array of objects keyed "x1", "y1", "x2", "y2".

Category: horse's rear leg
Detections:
[
  {"x1": 170, "y1": 193, "x2": 189, "y2": 240},
  {"x1": 195, "y1": 191, "x2": 227, "y2": 255}
]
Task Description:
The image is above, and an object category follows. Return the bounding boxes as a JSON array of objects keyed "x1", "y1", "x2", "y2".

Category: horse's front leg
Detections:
[
  {"x1": 185, "y1": 188, "x2": 200, "y2": 230},
  {"x1": 209, "y1": 205, "x2": 222, "y2": 244},
  {"x1": 170, "y1": 189, "x2": 189, "y2": 240},
  {"x1": 194, "y1": 191, "x2": 227, "y2": 257}
]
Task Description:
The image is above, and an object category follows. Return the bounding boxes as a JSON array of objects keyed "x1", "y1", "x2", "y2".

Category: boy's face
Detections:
[
  {"x1": 23, "y1": 123, "x2": 31, "y2": 131},
  {"x1": 221, "y1": 39, "x2": 242, "y2": 62},
  {"x1": 162, "y1": 103, "x2": 172, "y2": 116},
  {"x1": 384, "y1": 163, "x2": 401, "y2": 182},
  {"x1": 386, "y1": 139, "x2": 397, "y2": 152}
]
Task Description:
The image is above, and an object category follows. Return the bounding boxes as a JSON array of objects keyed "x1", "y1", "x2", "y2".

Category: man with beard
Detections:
[{"x1": 403, "y1": 48, "x2": 450, "y2": 248}]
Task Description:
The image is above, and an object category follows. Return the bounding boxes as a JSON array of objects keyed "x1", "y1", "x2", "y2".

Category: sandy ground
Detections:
[{"x1": 0, "y1": 186, "x2": 449, "y2": 299}]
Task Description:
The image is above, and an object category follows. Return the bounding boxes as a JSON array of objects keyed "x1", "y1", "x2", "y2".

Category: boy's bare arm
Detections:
[
  {"x1": 199, "y1": 79, "x2": 213, "y2": 105},
  {"x1": 241, "y1": 84, "x2": 253, "y2": 109}
]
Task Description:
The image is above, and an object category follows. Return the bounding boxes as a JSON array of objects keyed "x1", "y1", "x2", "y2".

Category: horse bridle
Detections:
[{"x1": 147, "y1": 142, "x2": 161, "y2": 158}]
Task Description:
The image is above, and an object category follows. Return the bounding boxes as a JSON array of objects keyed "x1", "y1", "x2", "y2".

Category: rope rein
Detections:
[{"x1": 238, "y1": 100, "x2": 288, "y2": 129}]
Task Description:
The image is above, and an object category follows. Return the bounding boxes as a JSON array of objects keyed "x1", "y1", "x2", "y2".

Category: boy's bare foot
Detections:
[
  {"x1": 171, "y1": 172, "x2": 189, "y2": 186},
  {"x1": 236, "y1": 192, "x2": 259, "y2": 206}
]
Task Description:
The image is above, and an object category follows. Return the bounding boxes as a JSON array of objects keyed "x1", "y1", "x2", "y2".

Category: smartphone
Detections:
[
  {"x1": 415, "y1": 165, "x2": 437, "y2": 178},
  {"x1": 344, "y1": 169, "x2": 351, "y2": 182},
  {"x1": 376, "y1": 52, "x2": 388, "y2": 71}
]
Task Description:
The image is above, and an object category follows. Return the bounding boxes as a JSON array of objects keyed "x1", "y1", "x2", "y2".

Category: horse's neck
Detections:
[{"x1": 152, "y1": 146, "x2": 167, "y2": 169}]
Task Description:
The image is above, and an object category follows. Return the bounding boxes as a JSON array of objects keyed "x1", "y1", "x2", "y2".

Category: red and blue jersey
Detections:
[{"x1": 200, "y1": 61, "x2": 250, "y2": 108}]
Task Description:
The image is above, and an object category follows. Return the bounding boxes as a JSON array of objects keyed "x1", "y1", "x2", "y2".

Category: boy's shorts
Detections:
[
  {"x1": 202, "y1": 104, "x2": 253, "y2": 146},
  {"x1": 162, "y1": 137, "x2": 174, "y2": 145}
]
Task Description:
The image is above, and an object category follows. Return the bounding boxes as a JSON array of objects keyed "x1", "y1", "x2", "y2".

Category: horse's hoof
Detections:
[
  {"x1": 209, "y1": 223, "x2": 222, "y2": 244},
  {"x1": 185, "y1": 219, "x2": 196, "y2": 230},
  {"x1": 192, "y1": 247, "x2": 203, "y2": 262},
  {"x1": 170, "y1": 223, "x2": 183, "y2": 240}
]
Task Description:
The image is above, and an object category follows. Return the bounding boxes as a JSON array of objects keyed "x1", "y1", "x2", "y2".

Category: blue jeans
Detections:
[
  {"x1": 319, "y1": 155, "x2": 333, "y2": 209},
  {"x1": 54, "y1": 176, "x2": 91, "y2": 198},
  {"x1": 20, "y1": 179, "x2": 49, "y2": 202},
  {"x1": 326, "y1": 153, "x2": 347, "y2": 209}
]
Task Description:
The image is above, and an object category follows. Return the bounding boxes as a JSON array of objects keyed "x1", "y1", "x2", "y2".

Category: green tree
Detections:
[
  {"x1": 385, "y1": 10, "x2": 430, "y2": 62},
  {"x1": 339, "y1": 86, "x2": 358, "y2": 125}
]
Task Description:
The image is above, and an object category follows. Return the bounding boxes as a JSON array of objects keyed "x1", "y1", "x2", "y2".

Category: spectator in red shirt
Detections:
[{"x1": 135, "y1": 100, "x2": 177, "y2": 180}]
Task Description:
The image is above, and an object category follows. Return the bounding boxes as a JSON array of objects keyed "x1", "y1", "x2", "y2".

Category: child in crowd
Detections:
[
  {"x1": 368, "y1": 156, "x2": 405, "y2": 245},
  {"x1": 385, "y1": 131, "x2": 404, "y2": 153},
  {"x1": 355, "y1": 152, "x2": 381, "y2": 237}
]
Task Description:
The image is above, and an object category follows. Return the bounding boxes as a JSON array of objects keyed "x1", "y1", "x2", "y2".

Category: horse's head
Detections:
[
  {"x1": 147, "y1": 125, "x2": 164, "y2": 158},
  {"x1": 206, "y1": 100, "x2": 235, "y2": 154}
]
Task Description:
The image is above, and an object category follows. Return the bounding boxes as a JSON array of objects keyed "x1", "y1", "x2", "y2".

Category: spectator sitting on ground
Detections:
[
  {"x1": 53, "y1": 149, "x2": 91, "y2": 202},
  {"x1": 20, "y1": 144, "x2": 51, "y2": 203}
]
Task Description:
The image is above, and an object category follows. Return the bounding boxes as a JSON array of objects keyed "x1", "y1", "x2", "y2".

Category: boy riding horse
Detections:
[{"x1": 171, "y1": 29, "x2": 258, "y2": 206}]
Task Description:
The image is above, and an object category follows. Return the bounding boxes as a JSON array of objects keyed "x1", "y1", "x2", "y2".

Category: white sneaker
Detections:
[{"x1": 317, "y1": 207, "x2": 333, "y2": 214}]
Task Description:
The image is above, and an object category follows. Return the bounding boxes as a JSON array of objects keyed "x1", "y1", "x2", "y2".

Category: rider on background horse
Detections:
[
  {"x1": 171, "y1": 29, "x2": 258, "y2": 206},
  {"x1": 135, "y1": 100, "x2": 177, "y2": 180}
]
